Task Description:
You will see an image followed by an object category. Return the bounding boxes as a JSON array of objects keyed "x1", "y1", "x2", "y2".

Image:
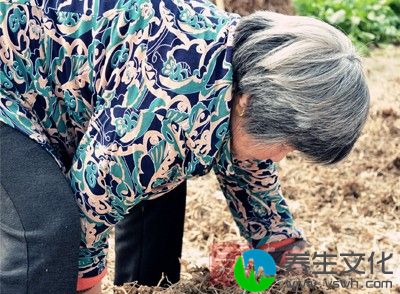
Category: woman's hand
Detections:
[
  {"x1": 258, "y1": 238, "x2": 309, "y2": 274},
  {"x1": 78, "y1": 282, "x2": 102, "y2": 294}
]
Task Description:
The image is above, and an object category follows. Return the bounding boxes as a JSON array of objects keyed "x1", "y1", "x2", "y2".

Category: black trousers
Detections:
[
  {"x1": 0, "y1": 122, "x2": 81, "y2": 293},
  {"x1": 114, "y1": 181, "x2": 187, "y2": 287}
]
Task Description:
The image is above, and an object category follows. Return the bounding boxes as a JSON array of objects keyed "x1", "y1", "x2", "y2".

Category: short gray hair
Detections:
[{"x1": 232, "y1": 11, "x2": 370, "y2": 164}]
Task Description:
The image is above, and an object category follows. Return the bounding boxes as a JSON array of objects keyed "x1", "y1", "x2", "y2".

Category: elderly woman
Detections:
[{"x1": 0, "y1": 0, "x2": 370, "y2": 293}]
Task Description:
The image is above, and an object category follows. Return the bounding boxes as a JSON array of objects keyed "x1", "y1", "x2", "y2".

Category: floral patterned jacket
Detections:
[{"x1": 0, "y1": 0, "x2": 304, "y2": 286}]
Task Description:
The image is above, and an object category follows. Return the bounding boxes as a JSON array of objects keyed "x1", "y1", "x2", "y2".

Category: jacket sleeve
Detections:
[
  {"x1": 67, "y1": 104, "x2": 182, "y2": 289},
  {"x1": 67, "y1": 132, "x2": 113, "y2": 288},
  {"x1": 212, "y1": 133, "x2": 306, "y2": 248},
  {"x1": 67, "y1": 118, "x2": 142, "y2": 289}
]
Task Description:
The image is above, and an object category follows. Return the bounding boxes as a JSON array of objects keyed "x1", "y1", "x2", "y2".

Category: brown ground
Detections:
[
  {"x1": 101, "y1": 46, "x2": 400, "y2": 293},
  {"x1": 215, "y1": 0, "x2": 295, "y2": 16}
]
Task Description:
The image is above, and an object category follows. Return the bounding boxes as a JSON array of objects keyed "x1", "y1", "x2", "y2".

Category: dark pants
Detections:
[
  {"x1": 114, "y1": 181, "x2": 187, "y2": 287},
  {"x1": 0, "y1": 122, "x2": 81, "y2": 294}
]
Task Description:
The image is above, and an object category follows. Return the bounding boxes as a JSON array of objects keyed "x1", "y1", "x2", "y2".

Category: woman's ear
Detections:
[{"x1": 236, "y1": 93, "x2": 249, "y2": 114}]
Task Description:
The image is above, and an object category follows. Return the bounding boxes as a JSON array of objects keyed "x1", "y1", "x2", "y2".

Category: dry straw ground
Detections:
[{"x1": 102, "y1": 46, "x2": 400, "y2": 293}]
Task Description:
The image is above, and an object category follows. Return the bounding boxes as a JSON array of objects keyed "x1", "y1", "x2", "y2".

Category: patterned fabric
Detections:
[{"x1": 0, "y1": 0, "x2": 304, "y2": 281}]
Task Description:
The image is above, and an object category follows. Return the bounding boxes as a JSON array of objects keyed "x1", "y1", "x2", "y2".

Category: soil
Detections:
[{"x1": 215, "y1": 0, "x2": 295, "y2": 16}]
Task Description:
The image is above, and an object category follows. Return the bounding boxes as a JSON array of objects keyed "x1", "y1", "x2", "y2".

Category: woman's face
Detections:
[
  {"x1": 247, "y1": 143, "x2": 295, "y2": 162},
  {"x1": 231, "y1": 134, "x2": 295, "y2": 162},
  {"x1": 230, "y1": 93, "x2": 295, "y2": 162}
]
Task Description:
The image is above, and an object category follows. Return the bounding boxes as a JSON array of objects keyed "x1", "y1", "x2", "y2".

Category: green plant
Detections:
[{"x1": 293, "y1": 0, "x2": 400, "y2": 55}]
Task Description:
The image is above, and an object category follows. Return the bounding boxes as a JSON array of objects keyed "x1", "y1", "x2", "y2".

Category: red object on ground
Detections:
[{"x1": 209, "y1": 241, "x2": 249, "y2": 286}]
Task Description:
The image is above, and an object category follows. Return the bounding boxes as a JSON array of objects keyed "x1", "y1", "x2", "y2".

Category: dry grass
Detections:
[{"x1": 102, "y1": 45, "x2": 400, "y2": 294}]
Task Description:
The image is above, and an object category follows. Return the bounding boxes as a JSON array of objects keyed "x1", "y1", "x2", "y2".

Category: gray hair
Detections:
[{"x1": 232, "y1": 11, "x2": 370, "y2": 164}]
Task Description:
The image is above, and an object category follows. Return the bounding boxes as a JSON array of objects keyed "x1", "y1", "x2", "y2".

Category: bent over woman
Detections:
[{"x1": 0, "y1": 0, "x2": 370, "y2": 292}]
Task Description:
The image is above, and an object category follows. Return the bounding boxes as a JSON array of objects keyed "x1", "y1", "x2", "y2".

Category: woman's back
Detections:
[{"x1": 0, "y1": 0, "x2": 240, "y2": 172}]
